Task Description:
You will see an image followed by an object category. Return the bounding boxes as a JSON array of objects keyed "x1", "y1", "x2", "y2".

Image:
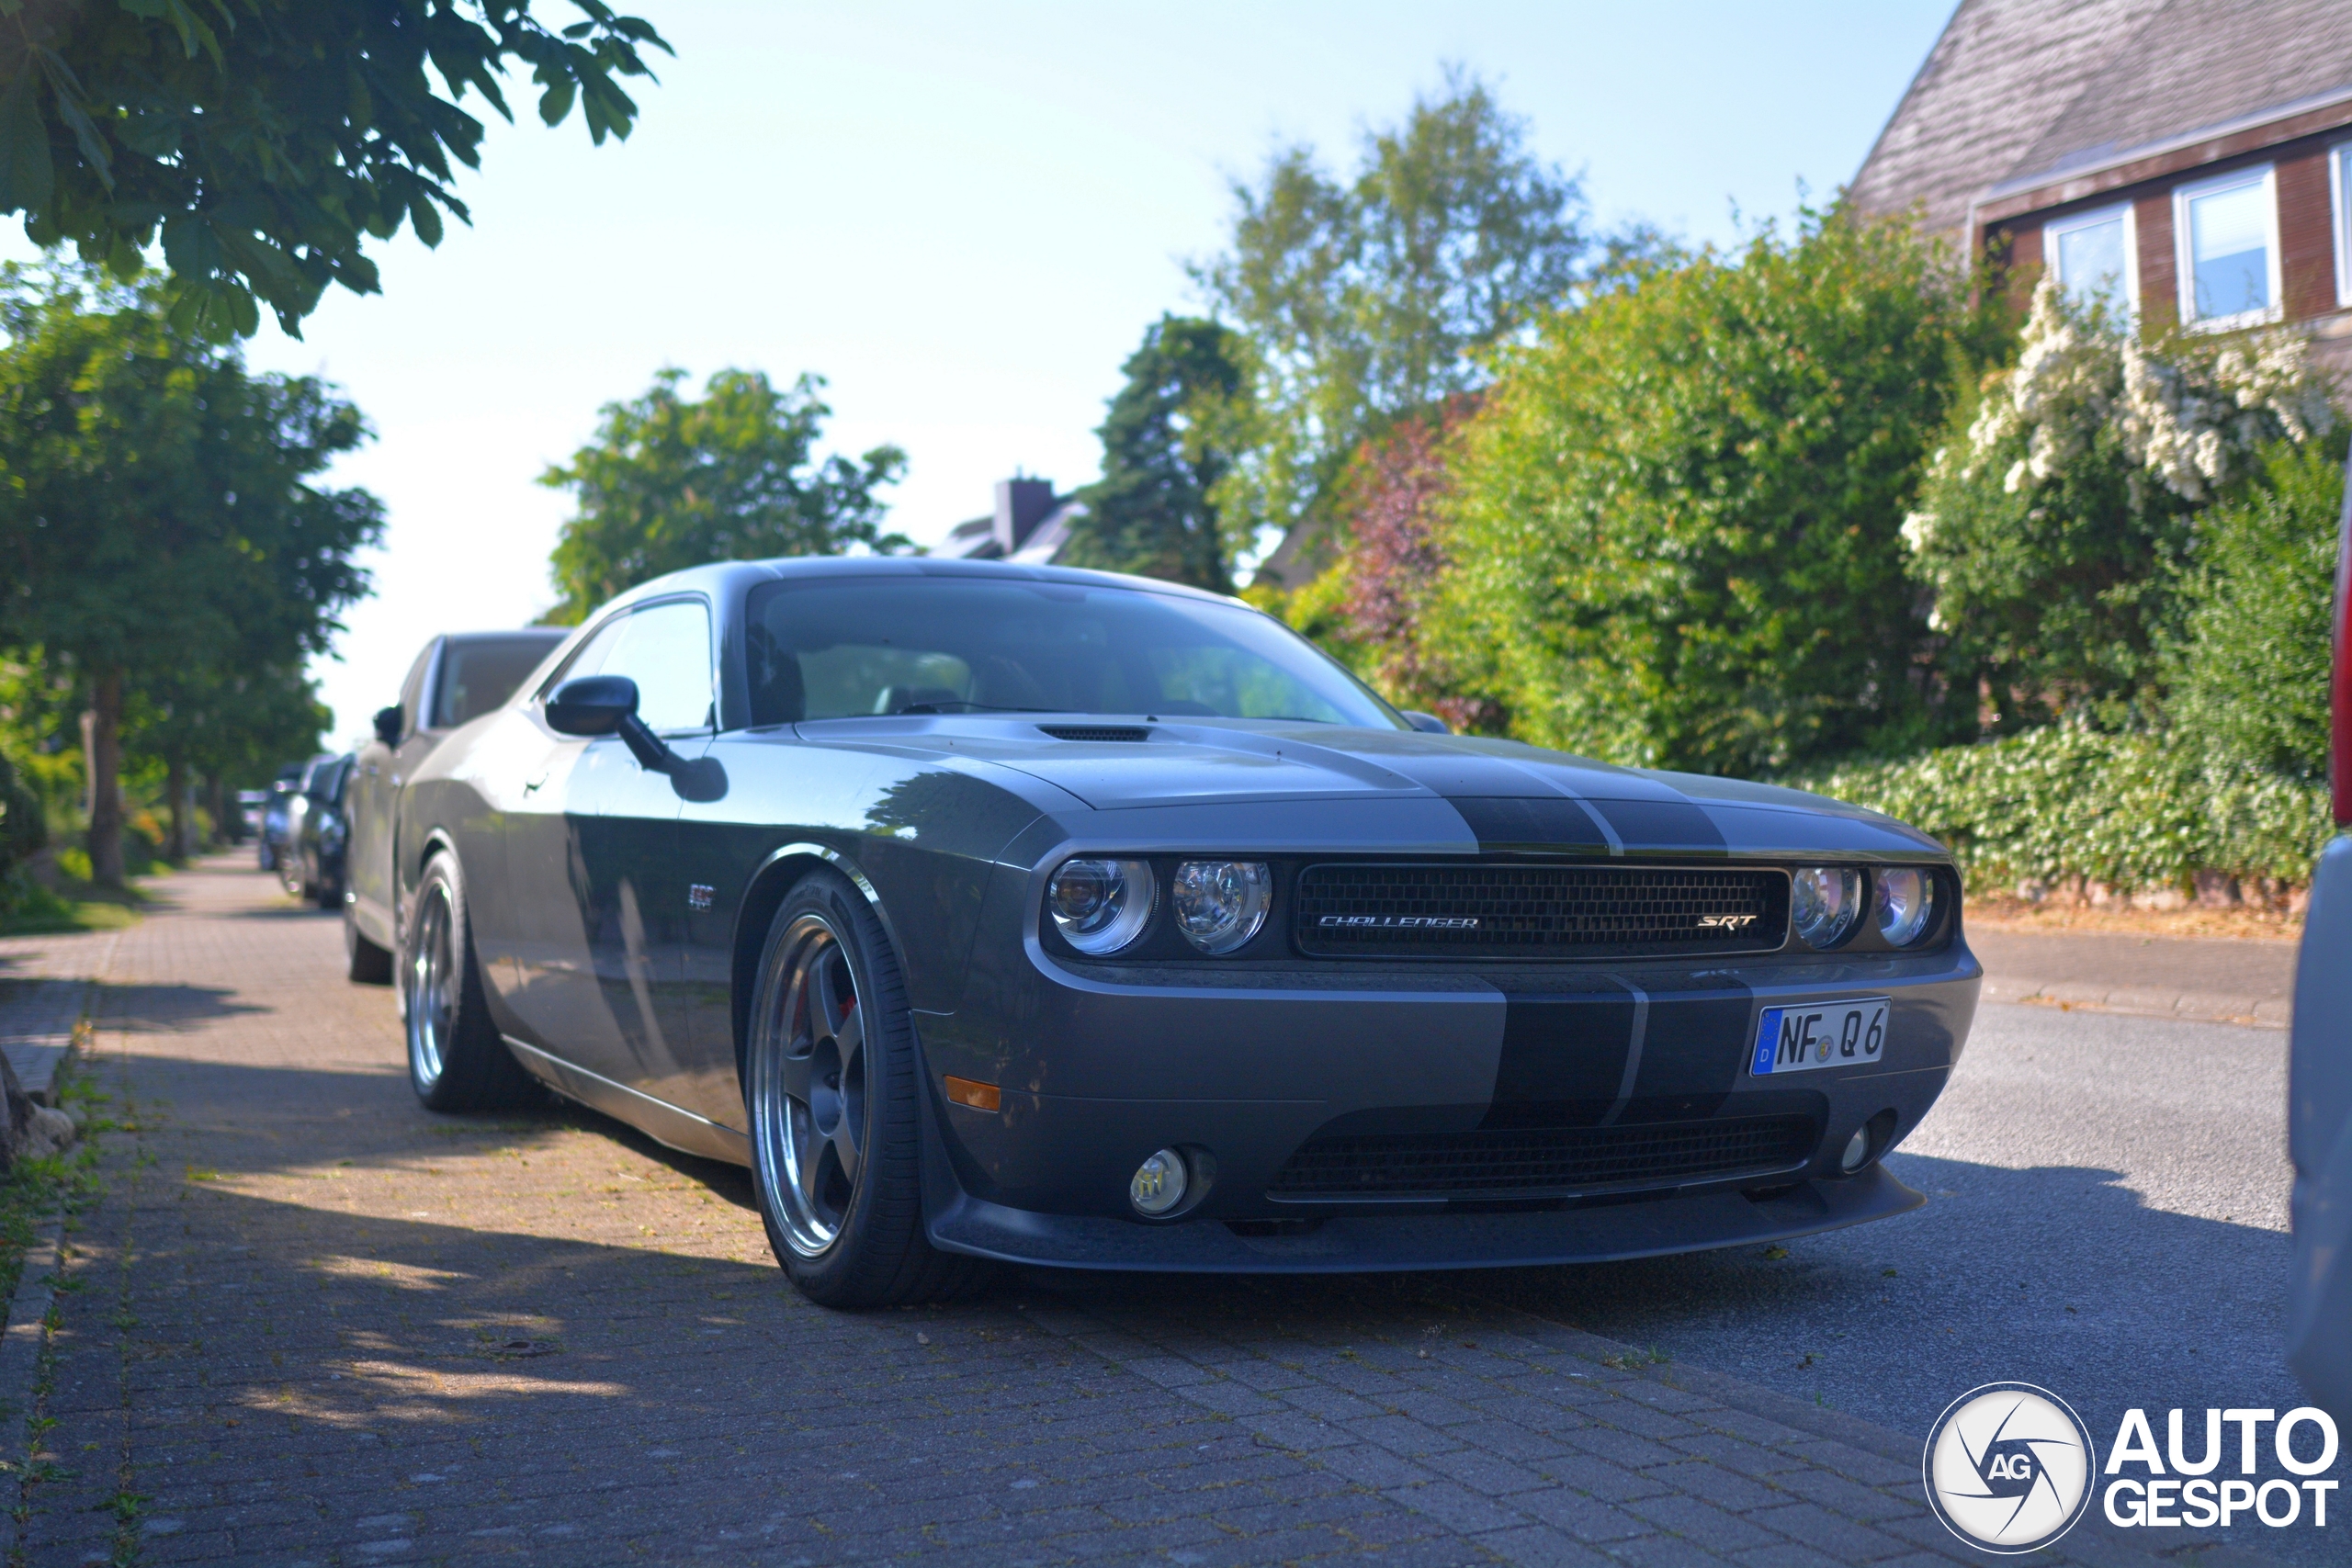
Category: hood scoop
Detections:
[{"x1": 1038, "y1": 724, "x2": 1151, "y2": 742}]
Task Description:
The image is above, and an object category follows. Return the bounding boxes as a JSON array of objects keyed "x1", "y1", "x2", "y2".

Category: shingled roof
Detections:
[{"x1": 1850, "y1": 0, "x2": 2352, "y2": 243}]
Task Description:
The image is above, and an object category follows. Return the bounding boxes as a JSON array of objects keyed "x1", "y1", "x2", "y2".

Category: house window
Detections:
[
  {"x1": 2333, "y1": 141, "x2": 2351, "y2": 308},
  {"x1": 2043, "y1": 202, "x2": 2136, "y2": 316},
  {"x1": 2173, "y1": 165, "x2": 2280, "y2": 330}
]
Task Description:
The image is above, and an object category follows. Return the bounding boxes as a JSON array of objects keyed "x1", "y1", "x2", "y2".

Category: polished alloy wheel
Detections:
[
  {"x1": 752, "y1": 914, "x2": 868, "y2": 1258},
  {"x1": 405, "y1": 882, "x2": 456, "y2": 1089}
]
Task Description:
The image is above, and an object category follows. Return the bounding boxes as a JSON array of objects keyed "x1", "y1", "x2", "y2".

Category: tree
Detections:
[
  {"x1": 541, "y1": 367, "x2": 909, "y2": 624},
  {"x1": 1901, "y1": 280, "x2": 2335, "y2": 728},
  {"x1": 1193, "y1": 68, "x2": 1594, "y2": 567},
  {"x1": 1422, "y1": 208, "x2": 1999, "y2": 776},
  {"x1": 1062, "y1": 316, "x2": 1249, "y2": 593},
  {"x1": 0, "y1": 1, "x2": 668, "y2": 338},
  {"x1": 0, "y1": 265, "x2": 381, "y2": 882}
]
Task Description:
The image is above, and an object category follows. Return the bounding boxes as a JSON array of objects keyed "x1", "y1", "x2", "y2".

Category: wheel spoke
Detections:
[
  {"x1": 829, "y1": 1109, "x2": 861, "y2": 1186},
  {"x1": 797, "y1": 1117, "x2": 833, "y2": 1215},
  {"x1": 774, "y1": 1044, "x2": 814, "y2": 1104},
  {"x1": 832, "y1": 996, "x2": 864, "y2": 1067},
  {"x1": 808, "y1": 948, "x2": 847, "y2": 1042}
]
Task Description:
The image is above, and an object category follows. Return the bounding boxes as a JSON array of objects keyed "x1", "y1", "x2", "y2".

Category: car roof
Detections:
[{"x1": 594, "y1": 554, "x2": 1249, "y2": 618}]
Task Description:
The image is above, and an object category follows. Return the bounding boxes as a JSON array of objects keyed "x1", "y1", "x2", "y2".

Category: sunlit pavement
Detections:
[{"x1": 2, "y1": 861, "x2": 2290, "y2": 1565}]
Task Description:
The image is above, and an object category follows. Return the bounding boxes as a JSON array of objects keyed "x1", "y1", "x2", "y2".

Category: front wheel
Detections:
[
  {"x1": 746, "y1": 871, "x2": 989, "y2": 1308},
  {"x1": 401, "y1": 853, "x2": 534, "y2": 1111}
]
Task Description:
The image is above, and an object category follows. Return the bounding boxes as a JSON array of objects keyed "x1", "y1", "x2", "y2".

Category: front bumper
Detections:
[{"x1": 916, "y1": 927, "x2": 1980, "y2": 1269}]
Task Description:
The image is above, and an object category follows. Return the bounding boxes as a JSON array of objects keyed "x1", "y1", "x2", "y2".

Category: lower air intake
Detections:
[{"x1": 1268, "y1": 1114, "x2": 1816, "y2": 1199}]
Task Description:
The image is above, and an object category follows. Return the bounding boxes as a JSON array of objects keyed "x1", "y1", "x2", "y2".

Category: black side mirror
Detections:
[
  {"x1": 1403, "y1": 710, "x2": 1452, "y2": 735},
  {"x1": 373, "y1": 705, "x2": 403, "y2": 747},
  {"x1": 548, "y1": 675, "x2": 678, "y2": 774},
  {"x1": 548, "y1": 675, "x2": 637, "y2": 737}
]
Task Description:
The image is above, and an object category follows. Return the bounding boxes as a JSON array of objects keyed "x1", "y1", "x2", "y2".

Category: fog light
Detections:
[
  {"x1": 1130, "y1": 1148, "x2": 1189, "y2": 1215},
  {"x1": 1839, "y1": 1126, "x2": 1871, "y2": 1173}
]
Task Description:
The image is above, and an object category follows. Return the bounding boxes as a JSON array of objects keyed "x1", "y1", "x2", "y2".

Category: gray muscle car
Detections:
[{"x1": 380, "y1": 558, "x2": 1981, "y2": 1306}]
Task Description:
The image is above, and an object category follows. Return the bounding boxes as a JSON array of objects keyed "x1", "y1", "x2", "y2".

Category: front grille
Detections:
[
  {"x1": 1294, "y1": 863, "x2": 1787, "y2": 959},
  {"x1": 1269, "y1": 1115, "x2": 1815, "y2": 1199},
  {"x1": 1038, "y1": 724, "x2": 1150, "y2": 742}
]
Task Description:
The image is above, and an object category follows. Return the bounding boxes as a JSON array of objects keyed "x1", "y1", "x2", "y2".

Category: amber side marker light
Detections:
[{"x1": 944, "y1": 1076, "x2": 1001, "y2": 1112}]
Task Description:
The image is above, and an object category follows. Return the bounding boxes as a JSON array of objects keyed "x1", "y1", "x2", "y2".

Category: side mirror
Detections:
[
  {"x1": 1403, "y1": 710, "x2": 1452, "y2": 735},
  {"x1": 372, "y1": 705, "x2": 403, "y2": 747},
  {"x1": 548, "y1": 675, "x2": 679, "y2": 775},
  {"x1": 547, "y1": 675, "x2": 638, "y2": 737}
]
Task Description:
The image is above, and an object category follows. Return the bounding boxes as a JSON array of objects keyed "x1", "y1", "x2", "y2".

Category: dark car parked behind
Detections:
[
  {"x1": 343, "y1": 628, "x2": 570, "y2": 982},
  {"x1": 254, "y1": 761, "x2": 306, "y2": 873},
  {"x1": 281, "y1": 752, "x2": 356, "y2": 908}
]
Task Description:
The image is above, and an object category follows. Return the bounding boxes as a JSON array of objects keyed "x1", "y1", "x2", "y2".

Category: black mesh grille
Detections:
[
  {"x1": 1269, "y1": 1115, "x2": 1815, "y2": 1199},
  {"x1": 1038, "y1": 725, "x2": 1150, "y2": 742},
  {"x1": 1295, "y1": 863, "x2": 1787, "y2": 959}
]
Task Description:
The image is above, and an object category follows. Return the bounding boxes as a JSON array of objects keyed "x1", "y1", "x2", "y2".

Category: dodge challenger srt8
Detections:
[{"x1": 382, "y1": 557, "x2": 1981, "y2": 1306}]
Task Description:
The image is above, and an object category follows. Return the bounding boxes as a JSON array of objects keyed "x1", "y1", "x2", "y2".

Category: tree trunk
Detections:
[
  {"x1": 165, "y1": 751, "x2": 188, "y2": 863},
  {"x1": 206, "y1": 774, "x2": 229, "y2": 848},
  {"x1": 87, "y1": 671, "x2": 125, "y2": 887}
]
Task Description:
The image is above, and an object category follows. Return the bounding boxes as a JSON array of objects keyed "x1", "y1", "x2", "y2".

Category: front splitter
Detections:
[{"x1": 926, "y1": 1164, "x2": 1925, "y2": 1273}]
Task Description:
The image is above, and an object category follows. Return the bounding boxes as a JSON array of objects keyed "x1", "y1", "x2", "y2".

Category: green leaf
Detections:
[
  {"x1": 537, "y1": 76, "x2": 575, "y2": 126},
  {"x1": 0, "y1": 64, "x2": 55, "y2": 213}
]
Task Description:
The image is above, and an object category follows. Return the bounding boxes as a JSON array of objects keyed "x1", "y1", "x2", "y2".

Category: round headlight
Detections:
[
  {"x1": 1791, "y1": 867, "x2": 1862, "y2": 949},
  {"x1": 1873, "y1": 867, "x2": 1935, "y2": 946},
  {"x1": 1047, "y1": 858, "x2": 1156, "y2": 954},
  {"x1": 1170, "y1": 861, "x2": 1272, "y2": 953}
]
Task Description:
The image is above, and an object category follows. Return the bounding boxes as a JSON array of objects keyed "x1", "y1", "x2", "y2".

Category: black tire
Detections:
[
  {"x1": 744, "y1": 870, "x2": 990, "y2": 1308},
  {"x1": 345, "y1": 901, "x2": 394, "y2": 985},
  {"x1": 401, "y1": 852, "x2": 535, "y2": 1111}
]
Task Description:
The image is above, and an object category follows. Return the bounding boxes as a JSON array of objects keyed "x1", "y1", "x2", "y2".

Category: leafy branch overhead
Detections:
[{"x1": 0, "y1": 0, "x2": 670, "y2": 338}]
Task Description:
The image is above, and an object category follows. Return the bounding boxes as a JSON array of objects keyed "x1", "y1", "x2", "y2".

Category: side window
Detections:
[
  {"x1": 397, "y1": 641, "x2": 436, "y2": 740},
  {"x1": 560, "y1": 601, "x2": 714, "y2": 733}
]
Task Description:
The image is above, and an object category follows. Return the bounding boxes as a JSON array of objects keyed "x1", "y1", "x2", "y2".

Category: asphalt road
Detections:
[{"x1": 1467, "y1": 1000, "x2": 2316, "y2": 1563}]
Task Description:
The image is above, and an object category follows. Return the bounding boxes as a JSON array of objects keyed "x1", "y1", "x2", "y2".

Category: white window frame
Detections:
[
  {"x1": 2043, "y1": 200, "x2": 2139, "y2": 318},
  {"x1": 2331, "y1": 140, "x2": 2352, "y2": 309},
  {"x1": 2173, "y1": 164, "x2": 2283, "y2": 332}
]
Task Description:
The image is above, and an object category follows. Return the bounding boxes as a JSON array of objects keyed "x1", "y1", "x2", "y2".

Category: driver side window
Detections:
[{"x1": 551, "y1": 600, "x2": 716, "y2": 733}]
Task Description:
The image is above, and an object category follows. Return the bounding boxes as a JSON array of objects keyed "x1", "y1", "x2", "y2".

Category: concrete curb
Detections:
[{"x1": 1983, "y1": 977, "x2": 2291, "y2": 1030}]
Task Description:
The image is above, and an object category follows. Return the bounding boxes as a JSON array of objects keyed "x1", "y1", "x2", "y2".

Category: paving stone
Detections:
[{"x1": 1473, "y1": 1523, "x2": 1620, "y2": 1567}]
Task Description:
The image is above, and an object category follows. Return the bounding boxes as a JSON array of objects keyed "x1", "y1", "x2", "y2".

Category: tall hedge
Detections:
[{"x1": 1423, "y1": 209, "x2": 2000, "y2": 775}]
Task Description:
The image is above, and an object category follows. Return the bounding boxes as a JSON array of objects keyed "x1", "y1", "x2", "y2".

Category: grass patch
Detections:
[
  {"x1": 0, "y1": 1068, "x2": 107, "y2": 1309},
  {"x1": 0, "y1": 874, "x2": 150, "y2": 937}
]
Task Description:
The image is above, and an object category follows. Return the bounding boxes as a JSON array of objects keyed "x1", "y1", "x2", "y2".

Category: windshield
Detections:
[{"x1": 742, "y1": 575, "x2": 1401, "y2": 728}]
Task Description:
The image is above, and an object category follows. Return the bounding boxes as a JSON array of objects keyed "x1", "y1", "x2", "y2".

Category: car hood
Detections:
[{"x1": 790, "y1": 717, "x2": 1949, "y2": 858}]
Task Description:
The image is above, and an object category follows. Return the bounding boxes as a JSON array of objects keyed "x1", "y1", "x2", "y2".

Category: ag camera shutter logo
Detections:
[{"x1": 1922, "y1": 1382, "x2": 2097, "y2": 1552}]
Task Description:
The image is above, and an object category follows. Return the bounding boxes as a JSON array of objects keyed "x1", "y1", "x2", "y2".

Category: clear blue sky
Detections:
[{"x1": 18, "y1": 1, "x2": 1960, "y2": 740}]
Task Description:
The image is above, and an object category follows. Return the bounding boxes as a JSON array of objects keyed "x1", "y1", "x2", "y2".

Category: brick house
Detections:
[
  {"x1": 933, "y1": 477, "x2": 1087, "y2": 564},
  {"x1": 1849, "y1": 0, "x2": 2352, "y2": 375}
]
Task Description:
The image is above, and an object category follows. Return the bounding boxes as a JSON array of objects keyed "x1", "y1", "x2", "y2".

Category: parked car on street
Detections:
[
  {"x1": 234, "y1": 788, "x2": 267, "y2": 845},
  {"x1": 255, "y1": 762, "x2": 305, "y2": 873},
  {"x1": 274, "y1": 754, "x2": 339, "y2": 895},
  {"x1": 280, "y1": 752, "x2": 356, "y2": 908},
  {"x1": 2288, "y1": 457, "x2": 2352, "y2": 1422},
  {"x1": 372, "y1": 558, "x2": 1982, "y2": 1308},
  {"x1": 343, "y1": 628, "x2": 570, "y2": 982}
]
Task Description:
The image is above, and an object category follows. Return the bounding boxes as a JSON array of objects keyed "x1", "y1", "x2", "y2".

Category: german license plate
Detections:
[{"x1": 1750, "y1": 998, "x2": 1889, "y2": 1076}]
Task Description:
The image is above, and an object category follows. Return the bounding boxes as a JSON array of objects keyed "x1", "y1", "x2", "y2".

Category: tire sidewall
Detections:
[{"x1": 748, "y1": 874, "x2": 910, "y2": 1302}]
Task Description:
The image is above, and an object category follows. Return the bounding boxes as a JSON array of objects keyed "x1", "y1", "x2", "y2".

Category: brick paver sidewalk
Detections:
[{"x1": 4, "y1": 862, "x2": 2200, "y2": 1566}]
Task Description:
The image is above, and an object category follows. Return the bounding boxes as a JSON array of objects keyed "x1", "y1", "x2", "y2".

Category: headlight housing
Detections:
[
  {"x1": 1873, "y1": 867, "x2": 1935, "y2": 946},
  {"x1": 1791, "y1": 867, "x2": 1862, "y2": 949},
  {"x1": 1047, "y1": 858, "x2": 1156, "y2": 954},
  {"x1": 1170, "y1": 861, "x2": 1272, "y2": 953}
]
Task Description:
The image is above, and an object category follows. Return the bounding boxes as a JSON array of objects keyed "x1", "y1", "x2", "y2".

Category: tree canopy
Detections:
[
  {"x1": 1062, "y1": 315, "x2": 1250, "y2": 594},
  {"x1": 1193, "y1": 69, "x2": 1595, "y2": 561},
  {"x1": 0, "y1": 264, "x2": 381, "y2": 879},
  {"x1": 540, "y1": 367, "x2": 909, "y2": 624},
  {"x1": 0, "y1": 0, "x2": 668, "y2": 338}
]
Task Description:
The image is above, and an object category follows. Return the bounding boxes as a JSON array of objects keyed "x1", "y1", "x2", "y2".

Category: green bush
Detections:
[
  {"x1": 1790, "y1": 721, "x2": 2334, "y2": 895},
  {"x1": 1424, "y1": 207, "x2": 2001, "y2": 775},
  {"x1": 2166, "y1": 439, "x2": 2343, "y2": 782}
]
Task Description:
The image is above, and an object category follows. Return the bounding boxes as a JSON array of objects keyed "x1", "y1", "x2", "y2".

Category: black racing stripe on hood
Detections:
[
  {"x1": 1590, "y1": 798, "x2": 1725, "y2": 852},
  {"x1": 1479, "y1": 985, "x2": 1636, "y2": 1130},
  {"x1": 1451, "y1": 795, "x2": 1612, "y2": 853}
]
